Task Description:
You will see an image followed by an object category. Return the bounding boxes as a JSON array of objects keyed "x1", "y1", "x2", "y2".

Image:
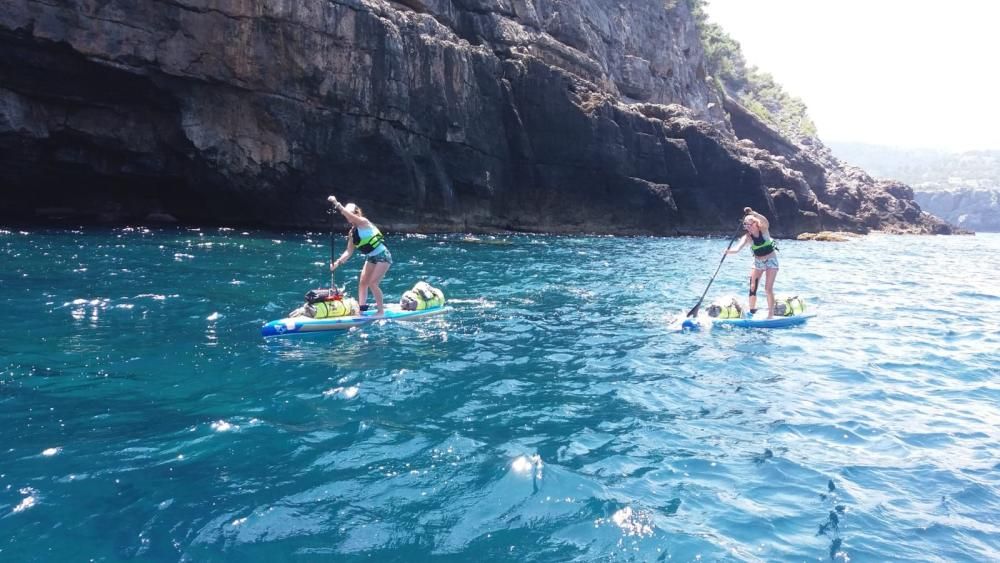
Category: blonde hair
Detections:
[{"x1": 344, "y1": 203, "x2": 364, "y2": 216}]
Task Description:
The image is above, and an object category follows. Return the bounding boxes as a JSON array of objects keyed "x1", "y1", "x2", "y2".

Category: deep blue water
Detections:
[{"x1": 1, "y1": 227, "x2": 998, "y2": 562}]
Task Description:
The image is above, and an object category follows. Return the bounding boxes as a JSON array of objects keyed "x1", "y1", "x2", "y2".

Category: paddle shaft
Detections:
[
  {"x1": 686, "y1": 225, "x2": 745, "y2": 318},
  {"x1": 330, "y1": 203, "x2": 336, "y2": 290}
]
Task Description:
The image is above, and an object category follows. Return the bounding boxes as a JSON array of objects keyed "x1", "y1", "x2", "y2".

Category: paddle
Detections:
[
  {"x1": 329, "y1": 202, "x2": 338, "y2": 293},
  {"x1": 686, "y1": 223, "x2": 746, "y2": 318}
]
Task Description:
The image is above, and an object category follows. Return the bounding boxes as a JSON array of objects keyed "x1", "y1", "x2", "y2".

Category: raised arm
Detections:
[
  {"x1": 327, "y1": 195, "x2": 370, "y2": 228},
  {"x1": 743, "y1": 207, "x2": 770, "y2": 232}
]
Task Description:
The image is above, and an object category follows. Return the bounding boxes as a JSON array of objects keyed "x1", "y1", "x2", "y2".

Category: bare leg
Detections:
[
  {"x1": 748, "y1": 268, "x2": 763, "y2": 312},
  {"x1": 365, "y1": 262, "x2": 391, "y2": 315},
  {"x1": 357, "y1": 261, "x2": 371, "y2": 309},
  {"x1": 765, "y1": 268, "x2": 778, "y2": 318}
]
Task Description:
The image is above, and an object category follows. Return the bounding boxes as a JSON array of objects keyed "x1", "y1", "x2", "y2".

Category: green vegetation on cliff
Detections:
[{"x1": 689, "y1": 0, "x2": 817, "y2": 140}]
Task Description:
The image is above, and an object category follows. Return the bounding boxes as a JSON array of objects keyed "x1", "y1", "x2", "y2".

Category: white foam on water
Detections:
[
  {"x1": 323, "y1": 386, "x2": 360, "y2": 399},
  {"x1": 12, "y1": 488, "x2": 38, "y2": 514},
  {"x1": 211, "y1": 420, "x2": 235, "y2": 432},
  {"x1": 511, "y1": 456, "x2": 533, "y2": 474},
  {"x1": 603, "y1": 506, "x2": 655, "y2": 538},
  {"x1": 510, "y1": 454, "x2": 542, "y2": 479}
]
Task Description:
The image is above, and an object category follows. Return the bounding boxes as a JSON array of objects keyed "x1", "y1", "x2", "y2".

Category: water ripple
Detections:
[{"x1": 0, "y1": 230, "x2": 998, "y2": 561}]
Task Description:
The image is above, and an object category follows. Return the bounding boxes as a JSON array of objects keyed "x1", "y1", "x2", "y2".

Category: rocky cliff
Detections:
[{"x1": 0, "y1": 0, "x2": 953, "y2": 235}]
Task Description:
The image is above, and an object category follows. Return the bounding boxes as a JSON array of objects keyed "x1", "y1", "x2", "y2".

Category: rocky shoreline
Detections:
[{"x1": 0, "y1": 0, "x2": 954, "y2": 236}]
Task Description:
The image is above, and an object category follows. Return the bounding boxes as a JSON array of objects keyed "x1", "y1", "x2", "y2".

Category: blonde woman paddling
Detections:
[
  {"x1": 725, "y1": 207, "x2": 779, "y2": 318},
  {"x1": 327, "y1": 196, "x2": 392, "y2": 316}
]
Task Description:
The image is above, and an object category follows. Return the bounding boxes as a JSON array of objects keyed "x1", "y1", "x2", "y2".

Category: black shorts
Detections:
[{"x1": 365, "y1": 248, "x2": 392, "y2": 265}]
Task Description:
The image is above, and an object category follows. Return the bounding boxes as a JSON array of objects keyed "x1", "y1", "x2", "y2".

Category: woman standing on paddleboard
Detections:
[
  {"x1": 328, "y1": 195, "x2": 392, "y2": 316},
  {"x1": 725, "y1": 207, "x2": 779, "y2": 318}
]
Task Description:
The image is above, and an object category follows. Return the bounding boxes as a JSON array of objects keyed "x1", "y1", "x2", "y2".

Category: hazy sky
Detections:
[{"x1": 703, "y1": 0, "x2": 1000, "y2": 151}]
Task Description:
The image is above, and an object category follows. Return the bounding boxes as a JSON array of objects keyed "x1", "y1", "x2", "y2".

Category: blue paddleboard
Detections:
[
  {"x1": 262, "y1": 304, "x2": 450, "y2": 337},
  {"x1": 676, "y1": 311, "x2": 816, "y2": 331}
]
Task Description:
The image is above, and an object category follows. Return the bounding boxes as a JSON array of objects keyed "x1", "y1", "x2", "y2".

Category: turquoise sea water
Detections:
[{"x1": 2, "y1": 228, "x2": 998, "y2": 562}]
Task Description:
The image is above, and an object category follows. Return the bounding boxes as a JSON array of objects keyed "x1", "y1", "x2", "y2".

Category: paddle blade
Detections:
[{"x1": 686, "y1": 303, "x2": 700, "y2": 318}]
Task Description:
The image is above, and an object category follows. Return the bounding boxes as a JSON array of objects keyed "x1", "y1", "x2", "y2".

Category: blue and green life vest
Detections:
[{"x1": 351, "y1": 225, "x2": 385, "y2": 255}]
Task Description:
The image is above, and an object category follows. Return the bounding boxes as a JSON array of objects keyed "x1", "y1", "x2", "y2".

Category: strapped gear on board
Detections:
[
  {"x1": 290, "y1": 287, "x2": 360, "y2": 319},
  {"x1": 706, "y1": 296, "x2": 744, "y2": 319},
  {"x1": 400, "y1": 281, "x2": 445, "y2": 311},
  {"x1": 703, "y1": 296, "x2": 805, "y2": 318},
  {"x1": 305, "y1": 288, "x2": 340, "y2": 304},
  {"x1": 773, "y1": 296, "x2": 806, "y2": 317}
]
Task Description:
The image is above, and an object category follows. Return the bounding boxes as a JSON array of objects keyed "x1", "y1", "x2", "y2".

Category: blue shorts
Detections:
[
  {"x1": 753, "y1": 253, "x2": 779, "y2": 270},
  {"x1": 365, "y1": 248, "x2": 392, "y2": 265}
]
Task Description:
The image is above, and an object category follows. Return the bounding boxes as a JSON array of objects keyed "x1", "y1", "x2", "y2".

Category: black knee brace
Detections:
[{"x1": 748, "y1": 275, "x2": 759, "y2": 297}]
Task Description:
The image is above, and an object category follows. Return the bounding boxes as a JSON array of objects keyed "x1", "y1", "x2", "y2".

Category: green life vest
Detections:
[
  {"x1": 750, "y1": 233, "x2": 776, "y2": 257},
  {"x1": 351, "y1": 225, "x2": 385, "y2": 254}
]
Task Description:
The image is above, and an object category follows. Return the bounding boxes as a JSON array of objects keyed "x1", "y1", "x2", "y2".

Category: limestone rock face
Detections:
[
  {"x1": 0, "y1": 0, "x2": 952, "y2": 234},
  {"x1": 723, "y1": 98, "x2": 951, "y2": 235}
]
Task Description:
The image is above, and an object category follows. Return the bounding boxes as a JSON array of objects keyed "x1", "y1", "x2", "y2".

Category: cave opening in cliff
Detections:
[{"x1": 0, "y1": 29, "x2": 204, "y2": 224}]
